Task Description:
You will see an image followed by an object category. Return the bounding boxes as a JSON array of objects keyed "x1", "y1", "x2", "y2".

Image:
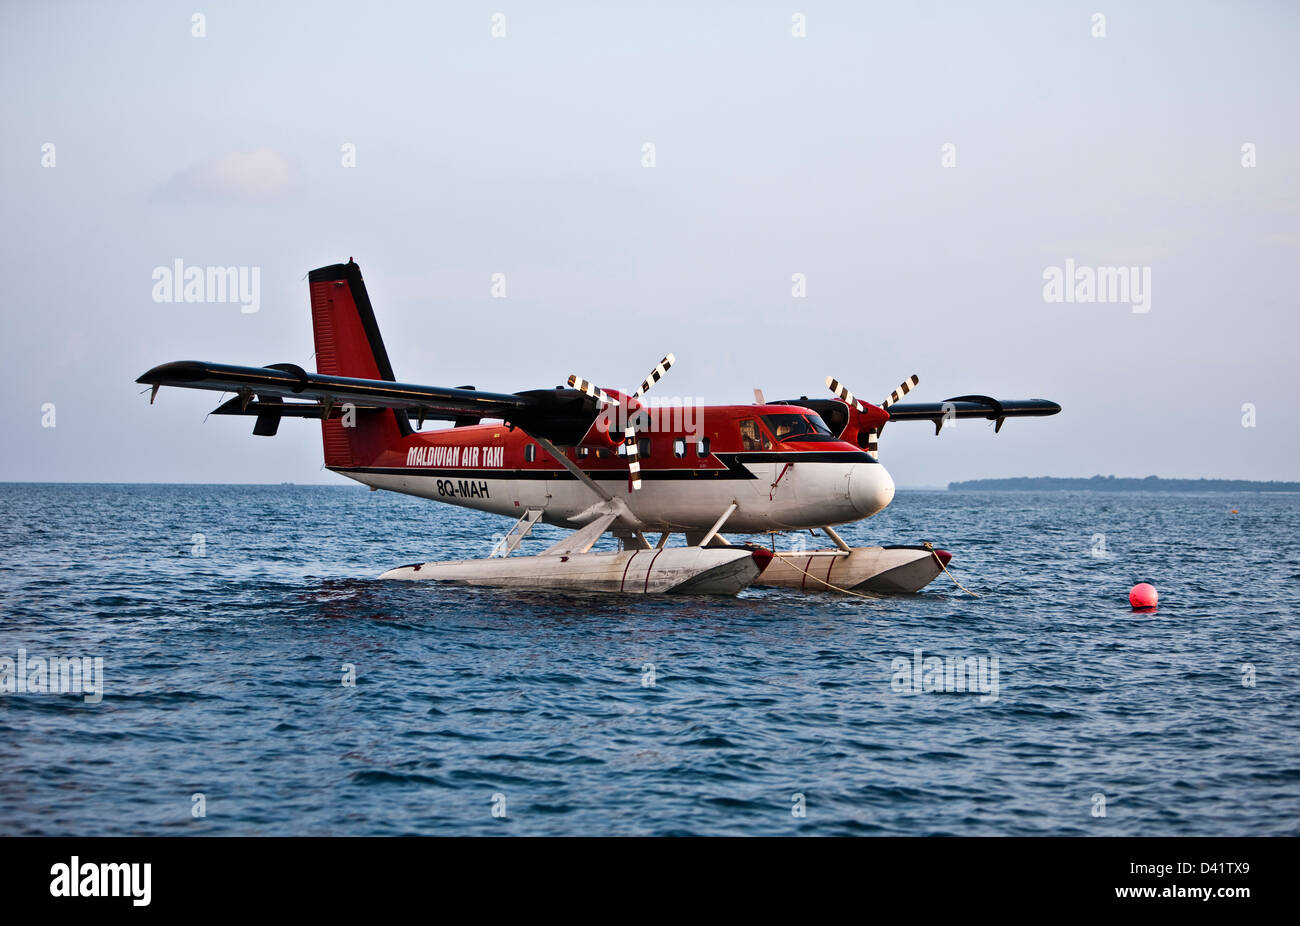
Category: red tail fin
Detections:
[{"x1": 307, "y1": 260, "x2": 409, "y2": 467}]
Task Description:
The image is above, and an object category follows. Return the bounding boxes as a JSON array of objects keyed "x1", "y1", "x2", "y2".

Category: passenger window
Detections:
[
  {"x1": 525, "y1": 443, "x2": 536, "y2": 462},
  {"x1": 577, "y1": 446, "x2": 589, "y2": 458},
  {"x1": 674, "y1": 438, "x2": 686, "y2": 458},
  {"x1": 638, "y1": 437, "x2": 651, "y2": 459},
  {"x1": 696, "y1": 437, "x2": 711, "y2": 458}
]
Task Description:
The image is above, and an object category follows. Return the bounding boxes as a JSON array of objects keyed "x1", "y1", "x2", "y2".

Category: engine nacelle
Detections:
[{"x1": 577, "y1": 390, "x2": 642, "y2": 448}]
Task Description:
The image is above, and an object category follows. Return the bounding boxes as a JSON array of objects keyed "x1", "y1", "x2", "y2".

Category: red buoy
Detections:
[{"x1": 1129, "y1": 583, "x2": 1158, "y2": 609}]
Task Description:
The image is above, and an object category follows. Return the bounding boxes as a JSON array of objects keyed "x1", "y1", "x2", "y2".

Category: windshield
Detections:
[{"x1": 761, "y1": 413, "x2": 836, "y2": 442}]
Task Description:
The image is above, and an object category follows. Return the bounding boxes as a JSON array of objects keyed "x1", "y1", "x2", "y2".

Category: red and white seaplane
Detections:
[{"x1": 138, "y1": 260, "x2": 1060, "y2": 596}]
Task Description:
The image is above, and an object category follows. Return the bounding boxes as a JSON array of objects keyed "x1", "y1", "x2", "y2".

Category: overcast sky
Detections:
[{"x1": 2, "y1": 1, "x2": 1296, "y2": 486}]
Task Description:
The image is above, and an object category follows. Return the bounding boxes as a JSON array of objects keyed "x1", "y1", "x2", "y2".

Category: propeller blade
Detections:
[
  {"x1": 573, "y1": 358, "x2": 669, "y2": 491},
  {"x1": 825, "y1": 376, "x2": 865, "y2": 412},
  {"x1": 632, "y1": 353, "x2": 675, "y2": 399},
  {"x1": 880, "y1": 374, "x2": 919, "y2": 408},
  {"x1": 567, "y1": 374, "x2": 613, "y2": 407},
  {"x1": 623, "y1": 426, "x2": 642, "y2": 491}
]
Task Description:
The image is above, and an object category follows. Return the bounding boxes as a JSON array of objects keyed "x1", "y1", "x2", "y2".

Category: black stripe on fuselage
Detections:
[
  {"x1": 723, "y1": 451, "x2": 877, "y2": 464},
  {"x1": 333, "y1": 451, "x2": 877, "y2": 482}
]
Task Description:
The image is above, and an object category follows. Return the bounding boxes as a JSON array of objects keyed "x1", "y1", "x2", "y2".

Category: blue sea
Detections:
[{"x1": 1, "y1": 484, "x2": 1297, "y2": 836}]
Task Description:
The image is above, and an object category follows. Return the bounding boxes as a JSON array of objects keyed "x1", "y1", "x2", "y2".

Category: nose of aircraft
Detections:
[{"x1": 848, "y1": 462, "x2": 895, "y2": 516}]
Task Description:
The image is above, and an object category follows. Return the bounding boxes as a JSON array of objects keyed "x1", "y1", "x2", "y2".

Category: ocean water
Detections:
[{"x1": 1, "y1": 484, "x2": 1297, "y2": 836}]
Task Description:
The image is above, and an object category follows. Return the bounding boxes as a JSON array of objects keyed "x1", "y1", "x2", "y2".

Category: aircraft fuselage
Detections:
[{"x1": 330, "y1": 404, "x2": 894, "y2": 533}]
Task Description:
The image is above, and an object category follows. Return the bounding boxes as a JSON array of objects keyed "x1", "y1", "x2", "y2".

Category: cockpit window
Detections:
[
  {"x1": 761, "y1": 413, "x2": 836, "y2": 442},
  {"x1": 738, "y1": 418, "x2": 772, "y2": 451}
]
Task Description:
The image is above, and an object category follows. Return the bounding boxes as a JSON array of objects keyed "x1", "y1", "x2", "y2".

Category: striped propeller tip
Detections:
[
  {"x1": 623, "y1": 426, "x2": 643, "y2": 490},
  {"x1": 568, "y1": 374, "x2": 611, "y2": 405},
  {"x1": 825, "y1": 376, "x2": 864, "y2": 411},
  {"x1": 881, "y1": 374, "x2": 920, "y2": 409},
  {"x1": 633, "y1": 353, "x2": 676, "y2": 398}
]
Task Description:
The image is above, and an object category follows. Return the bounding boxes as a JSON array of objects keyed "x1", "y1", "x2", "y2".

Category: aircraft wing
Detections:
[
  {"x1": 136, "y1": 359, "x2": 599, "y2": 441},
  {"x1": 884, "y1": 396, "x2": 1061, "y2": 431},
  {"x1": 137, "y1": 360, "x2": 530, "y2": 417}
]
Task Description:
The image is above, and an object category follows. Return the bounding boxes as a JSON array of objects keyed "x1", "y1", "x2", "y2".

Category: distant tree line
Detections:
[{"x1": 947, "y1": 475, "x2": 1300, "y2": 492}]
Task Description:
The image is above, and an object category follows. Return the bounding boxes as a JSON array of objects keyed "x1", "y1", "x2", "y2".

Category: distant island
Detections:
[{"x1": 948, "y1": 475, "x2": 1300, "y2": 493}]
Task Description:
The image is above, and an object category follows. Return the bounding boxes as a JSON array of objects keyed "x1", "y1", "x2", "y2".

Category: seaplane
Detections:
[{"x1": 137, "y1": 259, "x2": 1061, "y2": 596}]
